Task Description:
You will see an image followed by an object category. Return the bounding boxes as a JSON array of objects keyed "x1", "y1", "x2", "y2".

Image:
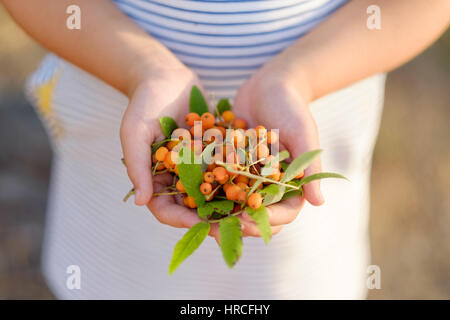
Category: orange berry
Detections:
[
  {"x1": 235, "y1": 175, "x2": 249, "y2": 185},
  {"x1": 152, "y1": 154, "x2": 158, "y2": 164},
  {"x1": 174, "y1": 165, "x2": 179, "y2": 175},
  {"x1": 255, "y1": 125, "x2": 267, "y2": 139},
  {"x1": 222, "y1": 110, "x2": 235, "y2": 123},
  {"x1": 257, "y1": 144, "x2": 270, "y2": 159},
  {"x1": 185, "y1": 112, "x2": 201, "y2": 127},
  {"x1": 154, "y1": 162, "x2": 165, "y2": 171},
  {"x1": 247, "y1": 193, "x2": 263, "y2": 209},
  {"x1": 226, "y1": 185, "x2": 241, "y2": 201},
  {"x1": 176, "y1": 180, "x2": 185, "y2": 193},
  {"x1": 200, "y1": 182, "x2": 212, "y2": 195},
  {"x1": 236, "y1": 182, "x2": 249, "y2": 191},
  {"x1": 213, "y1": 167, "x2": 229, "y2": 184},
  {"x1": 155, "y1": 146, "x2": 169, "y2": 162},
  {"x1": 267, "y1": 131, "x2": 279, "y2": 144},
  {"x1": 185, "y1": 196, "x2": 197, "y2": 209},
  {"x1": 223, "y1": 183, "x2": 233, "y2": 193},
  {"x1": 164, "y1": 151, "x2": 178, "y2": 169},
  {"x1": 233, "y1": 118, "x2": 247, "y2": 130},
  {"x1": 203, "y1": 172, "x2": 214, "y2": 183},
  {"x1": 236, "y1": 190, "x2": 247, "y2": 203},
  {"x1": 295, "y1": 170, "x2": 305, "y2": 179},
  {"x1": 201, "y1": 112, "x2": 215, "y2": 129},
  {"x1": 166, "y1": 140, "x2": 180, "y2": 150}
]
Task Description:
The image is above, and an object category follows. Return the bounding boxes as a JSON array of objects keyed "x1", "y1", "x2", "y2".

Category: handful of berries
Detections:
[{"x1": 123, "y1": 86, "x2": 346, "y2": 273}]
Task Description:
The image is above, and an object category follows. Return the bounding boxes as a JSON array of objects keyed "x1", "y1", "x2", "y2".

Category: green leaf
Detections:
[
  {"x1": 260, "y1": 184, "x2": 280, "y2": 195},
  {"x1": 190, "y1": 85, "x2": 209, "y2": 115},
  {"x1": 168, "y1": 222, "x2": 210, "y2": 274},
  {"x1": 281, "y1": 150, "x2": 322, "y2": 183},
  {"x1": 197, "y1": 200, "x2": 234, "y2": 219},
  {"x1": 299, "y1": 172, "x2": 348, "y2": 186},
  {"x1": 280, "y1": 161, "x2": 289, "y2": 171},
  {"x1": 215, "y1": 98, "x2": 231, "y2": 116},
  {"x1": 219, "y1": 216, "x2": 243, "y2": 268},
  {"x1": 245, "y1": 205, "x2": 271, "y2": 244},
  {"x1": 277, "y1": 150, "x2": 290, "y2": 162},
  {"x1": 262, "y1": 185, "x2": 285, "y2": 206},
  {"x1": 178, "y1": 148, "x2": 205, "y2": 207},
  {"x1": 159, "y1": 116, "x2": 178, "y2": 138},
  {"x1": 281, "y1": 189, "x2": 303, "y2": 201}
]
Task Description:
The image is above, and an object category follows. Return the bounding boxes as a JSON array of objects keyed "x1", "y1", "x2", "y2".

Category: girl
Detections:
[{"x1": 3, "y1": 0, "x2": 449, "y2": 299}]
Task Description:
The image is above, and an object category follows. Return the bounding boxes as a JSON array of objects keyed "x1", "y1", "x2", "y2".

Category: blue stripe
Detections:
[
  {"x1": 120, "y1": 8, "x2": 327, "y2": 37},
  {"x1": 170, "y1": 48, "x2": 280, "y2": 59},
  {"x1": 199, "y1": 74, "x2": 251, "y2": 80},
  {"x1": 151, "y1": 29, "x2": 305, "y2": 48},
  {"x1": 120, "y1": 0, "x2": 318, "y2": 15},
  {"x1": 115, "y1": 0, "x2": 342, "y2": 26},
  {"x1": 188, "y1": 62, "x2": 263, "y2": 70}
]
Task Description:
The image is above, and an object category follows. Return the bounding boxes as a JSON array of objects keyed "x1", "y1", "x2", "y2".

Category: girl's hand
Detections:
[
  {"x1": 233, "y1": 64, "x2": 324, "y2": 237},
  {"x1": 121, "y1": 63, "x2": 219, "y2": 235}
]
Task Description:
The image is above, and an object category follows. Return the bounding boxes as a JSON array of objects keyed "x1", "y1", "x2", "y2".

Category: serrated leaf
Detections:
[
  {"x1": 299, "y1": 172, "x2": 348, "y2": 186},
  {"x1": 281, "y1": 150, "x2": 322, "y2": 183},
  {"x1": 168, "y1": 222, "x2": 210, "y2": 274},
  {"x1": 215, "y1": 98, "x2": 231, "y2": 116},
  {"x1": 178, "y1": 148, "x2": 205, "y2": 207},
  {"x1": 159, "y1": 116, "x2": 178, "y2": 138},
  {"x1": 246, "y1": 205, "x2": 271, "y2": 244},
  {"x1": 197, "y1": 200, "x2": 234, "y2": 219},
  {"x1": 190, "y1": 85, "x2": 209, "y2": 115},
  {"x1": 219, "y1": 216, "x2": 242, "y2": 268}
]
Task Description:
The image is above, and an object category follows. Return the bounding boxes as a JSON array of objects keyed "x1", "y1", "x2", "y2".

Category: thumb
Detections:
[
  {"x1": 120, "y1": 117, "x2": 157, "y2": 206},
  {"x1": 284, "y1": 124, "x2": 324, "y2": 207}
]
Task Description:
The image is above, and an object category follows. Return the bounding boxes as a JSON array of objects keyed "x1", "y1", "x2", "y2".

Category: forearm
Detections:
[
  {"x1": 2, "y1": 0, "x2": 183, "y2": 95},
  {"x1": 275, "y1": 0, "x2": 450, "y2": 102}
]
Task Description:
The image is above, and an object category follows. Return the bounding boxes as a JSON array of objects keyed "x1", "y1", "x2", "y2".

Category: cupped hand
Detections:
[
  {"x1": 232, "y1": 65, "x2": 324, "y2": 237},
  {"x1": 120, "y1": 64, "x2": 219, "y2": 236}
]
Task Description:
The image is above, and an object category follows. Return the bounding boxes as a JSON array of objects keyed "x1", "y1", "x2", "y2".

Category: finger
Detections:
[
  {"x1": 120, "y1": 116, "x2": 157, "y2": 206},
  {"x1": 147, "y1": 174, "x2": 200, "y2": 228},
  {"x1": 303, "y1": 158, "x2": 325, "y2": 206},
  {"x1": 241, "y1": 196, "x2": 305, "y2": 226},
  {"x1": 239, "y1": 220, "x2": 283, "y2": 238},
  {"x1": 284, "y1": 121, "x2": 324, "y2": 206}
]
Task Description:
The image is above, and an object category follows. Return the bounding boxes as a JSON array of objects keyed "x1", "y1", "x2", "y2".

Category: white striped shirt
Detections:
[{"x1": 26, "y1": 0, "x2": 386, "y2": 299}]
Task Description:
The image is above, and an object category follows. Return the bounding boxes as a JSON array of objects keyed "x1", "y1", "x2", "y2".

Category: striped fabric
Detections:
[{"x1": 25, "y1": 0, "x2": 387, "y2": 299}]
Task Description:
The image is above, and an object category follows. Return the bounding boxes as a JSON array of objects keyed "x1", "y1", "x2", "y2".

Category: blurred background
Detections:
[{"x1": 0, "y1": 6, "x2": 449, "y2": 299}]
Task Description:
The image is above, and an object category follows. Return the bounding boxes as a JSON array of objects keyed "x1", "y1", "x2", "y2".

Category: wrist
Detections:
[
  {"x1": 257, "y1": 57, "x2": 314, "y2": 105},
  {"x1": 126, "y1": 50, "x2": 188, "y2": 97}
]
